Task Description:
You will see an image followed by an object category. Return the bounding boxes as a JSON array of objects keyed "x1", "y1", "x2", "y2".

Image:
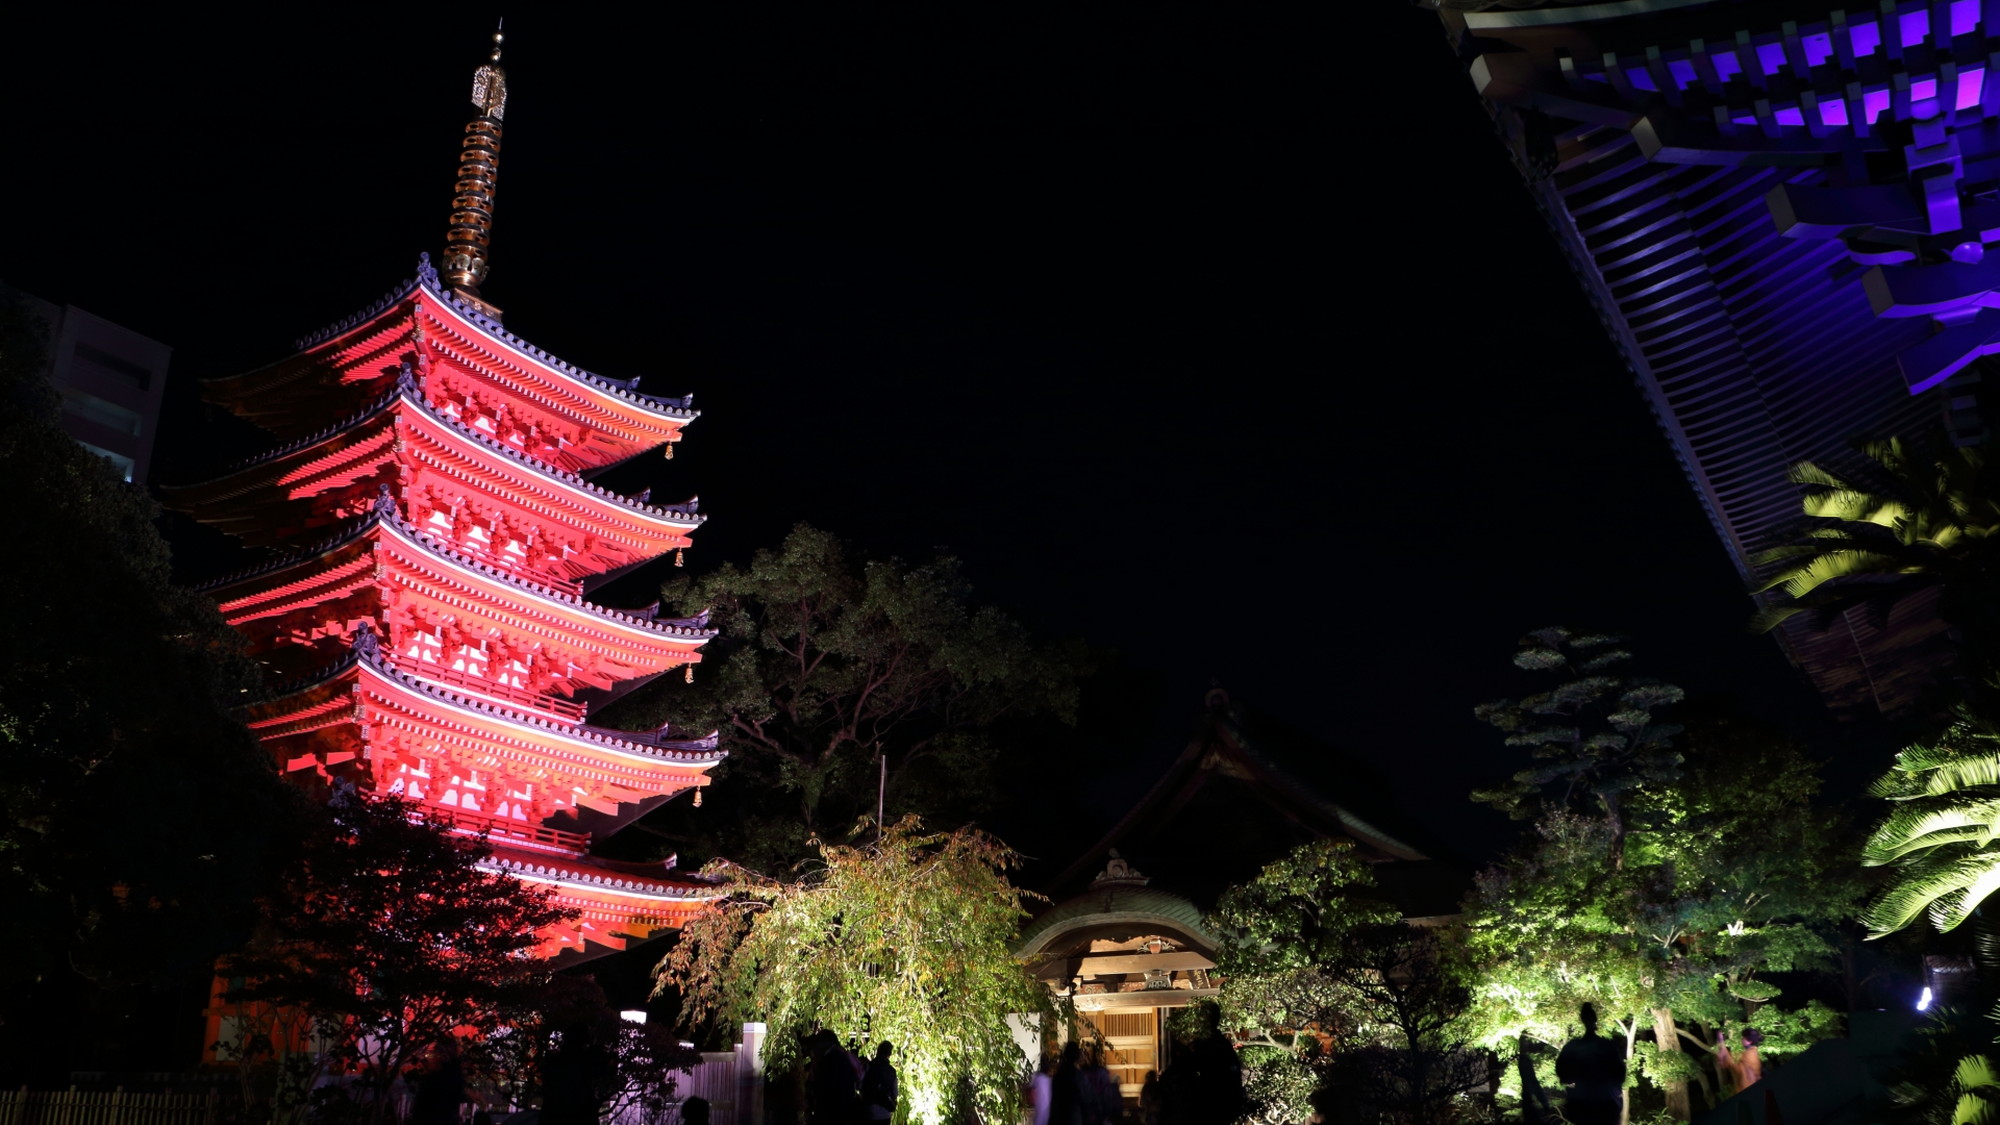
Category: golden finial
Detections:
[{"x1": 443, "y1": 20, "x2": 508, "y2": 310}]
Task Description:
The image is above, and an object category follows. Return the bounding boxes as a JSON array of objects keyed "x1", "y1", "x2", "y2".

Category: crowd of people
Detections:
[
  {"x1": 800, "y1": 1029, "x2": 1247, "y2": 1125},
  {"x1": 804, "y1": 1032, "x2": 899, "y2": 1125}
]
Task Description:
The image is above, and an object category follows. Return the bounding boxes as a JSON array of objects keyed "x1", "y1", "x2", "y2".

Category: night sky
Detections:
[{"x1": 1, "y1": 8, "x2": 1911, "y2": 872}]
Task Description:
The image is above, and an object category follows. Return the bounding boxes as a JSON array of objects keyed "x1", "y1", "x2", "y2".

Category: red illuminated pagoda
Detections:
[{"x1": 166, "y1": 30, "x2": 722, "y2": 963}]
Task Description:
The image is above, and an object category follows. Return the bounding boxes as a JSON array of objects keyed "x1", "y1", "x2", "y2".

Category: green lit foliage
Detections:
[
  {"x1": 604, "y1": 525, "x2": 1084, "y2": 872},
  {"x1": 1465, "y1": 638, "x2": 1856, "y2": 1120},
  {"x1": 1862, "y1": 718, "x2": 2000, "y2": 938},
  {"x1": 1235, "y1": 1044, "x2": 1316, "y2": 1125},
  {"x1": 657, "y1": 819, "x2": 1047, "y2": 1125},
  {"x1": 1205, "y1": 840, "x2": 1485, "y2": 1123},
  {"x1": 1208, "y1": 839, "x2": 1400, "y2": 1043},
  {"x1": 1749, "y1": 436, "x2": 2000, "y2": 647},
  {"x1": 1473, "y1": 627, "x2": 1683, "y2": 854},
  {"x1": 222, "y1": 790, "x2": 576, "y2": 1125}
]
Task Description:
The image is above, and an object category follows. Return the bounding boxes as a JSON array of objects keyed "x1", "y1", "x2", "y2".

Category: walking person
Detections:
[
  {"x1": 1554, "y1": 1004, "x2": 1624, "y2": 1125},
  {"x1": 1027, "y1": 1056, "x2": 1054, "y2": 1125},
  {"x1": 862, "y1": 1042, "x2": 899, "y2": 1125}
]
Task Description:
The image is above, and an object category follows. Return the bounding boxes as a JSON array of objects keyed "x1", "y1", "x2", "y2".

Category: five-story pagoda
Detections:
[{"x1": 166, "y1": 28, "x2": 723, "y2": 960}]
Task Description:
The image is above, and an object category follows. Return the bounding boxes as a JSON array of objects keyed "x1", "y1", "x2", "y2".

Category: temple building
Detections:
[
  {"x1": 165, "y1": 29, "x2": 722, "y2": 995},
  {"x1": 1424, "y1": 0, "x2": 2000, "y2": 713},
  {"x1": 1018, "y1": 689, "x2": 1459, "y2": 1102}
]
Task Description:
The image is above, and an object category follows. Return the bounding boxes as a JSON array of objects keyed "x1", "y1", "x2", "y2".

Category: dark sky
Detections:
[{"x1": 1, "y1": 8, "x2": 1906, "y2": 869}]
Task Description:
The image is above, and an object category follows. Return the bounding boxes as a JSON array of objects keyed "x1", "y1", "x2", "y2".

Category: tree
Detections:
[
  {"x1": 0, "y1": 292, "x2": 295, "y2": 1075},
  {"x1": 1464, "y1": 703, "x2": 1858, "y2": 1122},
  {"x1": 600, "y1": 525, "x2": 1083, "y2": 872},
  {"x1": 658, "y1": 818, "x2": 1048, "y2": 1125},
  {"x1": 1203, "y1": 839, "x2": 1483, "y2": 1125},
  {"x1": 473, "y1": 975, "x2": 703, "y2": 1125},
  {"x1": 221, "y1": 788, "x2": 577, "y2": 1125},
  {"x1": 1472, "y1": 627, "x2": 1684, "y2": 861}
]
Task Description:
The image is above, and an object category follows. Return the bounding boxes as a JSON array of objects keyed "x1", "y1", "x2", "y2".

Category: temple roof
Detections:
[
  {"x1": 292, "y1": 254, "x2": 695, "y2": 418},
  {"x1": 170, "y1": 370, "x2": 702, "y2": 530},
  {"x1": 482, "y1": 843, "x2": 722, "y2": 901},
  {"x1": 1051, "y1": 690, "x2": 1428, "y2": 892},
  {"x1": 1015, "y1": 883, "x2": 1218, "y2": 956},
  {"x1": 1037, "y1": 689, "x2": 1464, "y2": 919},
  {"x1": 1432, "y1": 0, "x2": 1964, "y2": 714},
  {"x1": 199, "y1": 495, "x2": 717, "y2": 643},
  {"x1": 265, "y1": 627, "x2": 725, "y2": 767}
]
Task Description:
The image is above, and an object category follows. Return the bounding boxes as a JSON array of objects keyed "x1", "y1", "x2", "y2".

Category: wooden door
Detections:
[{"x1": 1080, "y1": 1010, "x2": 1157, "y2": 1104}]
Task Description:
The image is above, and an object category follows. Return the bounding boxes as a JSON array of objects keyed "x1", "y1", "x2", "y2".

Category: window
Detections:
[
  {"x1": 71, "y1": 342, "x2": 153, "y2": 389},
  {"x1": 60, "y1": 386, "x2": 143, "y2": 435}
]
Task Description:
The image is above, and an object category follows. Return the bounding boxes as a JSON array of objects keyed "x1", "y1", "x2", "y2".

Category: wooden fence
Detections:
[
  {"x1": 605, "y1": 1023, "x2": 763, "y2": 1125},
  {"x1": 0, "y1": 1088, "x2": 217, "y2": 1125}
]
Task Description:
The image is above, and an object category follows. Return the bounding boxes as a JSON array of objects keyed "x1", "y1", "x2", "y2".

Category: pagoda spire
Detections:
[{"x1": 442, "y1": 21, "x2": 508, "y2": 312}]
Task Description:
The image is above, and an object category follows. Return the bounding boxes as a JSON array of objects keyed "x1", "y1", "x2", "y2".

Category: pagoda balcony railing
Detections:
[
  {"x1": 420, "y1": 803, "x2": 592, "y2": 855},
  {"x1": 388, "y1": 655, "x2": 587, "y2": 721}
]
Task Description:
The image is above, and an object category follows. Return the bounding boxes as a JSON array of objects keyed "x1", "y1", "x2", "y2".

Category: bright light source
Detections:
[
  {"x1": 1918, "y1": 986, "x2": 1934, "y2": 1012},
  {"x1": 620, "y1": 1009, "x2": 649, "y2": 1024}
]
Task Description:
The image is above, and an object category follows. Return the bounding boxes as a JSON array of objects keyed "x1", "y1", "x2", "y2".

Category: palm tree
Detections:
[
  {"x1": 1752, "y1": 435, "x2": 2000, "y2": 646},
  {"x1": 1861, "y1": 720, "x2": 2000, "y2": 937}
]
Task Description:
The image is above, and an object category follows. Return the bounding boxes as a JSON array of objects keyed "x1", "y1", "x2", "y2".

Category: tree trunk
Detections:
[
  {"x1": 1651, "y1": 1007, "x2": 1691, "y2": 1121},
  {"x1": 1622, "y1": 1020, "x2": 1638, "y2": 1125}
]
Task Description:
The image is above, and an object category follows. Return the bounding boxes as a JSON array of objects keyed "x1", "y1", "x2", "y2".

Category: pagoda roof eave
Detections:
[
  {"x1": 163, "y1": 373, "x2": 408, "y2": 494},
  {"x1": 355, "y1": 638, "x2": 725, "y2": 767},
  {"x1": 171, "y1": 375, "x2": 703, "y2": 535},
  {"x1": 412, "y1": 268, "x2": 699, "y2": 421},
  {"x1": 252, "y1": 648, "x2": 726, "y2": 771},
  {"x1": 480, "y1": 847, "x2": 723, "y2": 902},
  {"x1": 401, "y1": 387, "x2": 703, "y2": 530},
  {"x1": 201, "y1": 502, "x2": 719, "y2": 645},
  {"x1": 239, "y1": 256, "x2": 699, "y2": 424}
]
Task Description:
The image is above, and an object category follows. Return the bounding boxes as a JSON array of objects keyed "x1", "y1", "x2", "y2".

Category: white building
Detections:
[{"x1": 21, "y1": 292, "x2": 171, "y2": 483}]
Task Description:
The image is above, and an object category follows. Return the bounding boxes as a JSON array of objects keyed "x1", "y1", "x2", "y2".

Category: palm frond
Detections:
[
  {"x1": 1865, "y1": 853, "x2": 2000, "y2": 937},
  {"x1": 1861, "y1": 802, "x2": 2000, "y2": 864},
  {"x1": 1801, "y1": 487, "x2": 1908, "y2": 526},
  {"x1": 1954, "y1": 1054, "x2": 2000, "y2": 1125},
  {"x1": 1767, "y1": 549, "x2": 1916, "y2": 598}
]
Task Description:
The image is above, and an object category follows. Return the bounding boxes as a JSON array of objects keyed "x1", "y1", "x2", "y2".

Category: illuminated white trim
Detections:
[
  {"x1": 407, "y1": 392, "x2": 699, "y2": 529},
  {"x1": 358, "y1": 659, "x2": 724, "y2": 767},
  {"x1": 420, "y1": 289, "x2": 693, "y2": 423}
]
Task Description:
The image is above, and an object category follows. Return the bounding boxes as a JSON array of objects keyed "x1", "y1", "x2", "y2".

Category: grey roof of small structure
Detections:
[{"x1": 1015, "y1": 884, "x2": 1218, "y2": 955}]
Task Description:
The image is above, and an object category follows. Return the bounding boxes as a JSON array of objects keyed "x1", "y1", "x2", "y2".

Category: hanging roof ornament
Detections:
[{"x1": 442, "y1": 20, "x2": 508, "y2": 314}]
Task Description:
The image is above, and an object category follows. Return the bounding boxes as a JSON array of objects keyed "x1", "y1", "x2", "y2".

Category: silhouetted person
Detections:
[
  {"x1": 1554, "y1": 1004, "x2": 1624, "y2": 1125},
  {"x1": 542, "y1": 1023, "x2": 615, "y2": 1125},
  {"x1": 1137, "y1": 1071, "x2": 1161, "y2": 1125},
  {"x1": 1160, "y1": 1010, "x2": 1244, "y2": 1125},
  {"x1": 809, "y1": 1030, "x2": 861, "y2": 1125},
  {"x1": 862, "y1": 1042, "x2": 898, "y2": 1124},
  {"x1": 683, "y1": 1096, "x2": 711, "y2": 1125},
  {"x1": 410, "y1": 1039, "x2": 465, "y2": 1125},
  {"x1": 1049, "y1": 1043, "x2": 1085, "y2": 1125},
  {"x1": 1080, "y1": 1045, "x2": 1118, "y2": 1125}
]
